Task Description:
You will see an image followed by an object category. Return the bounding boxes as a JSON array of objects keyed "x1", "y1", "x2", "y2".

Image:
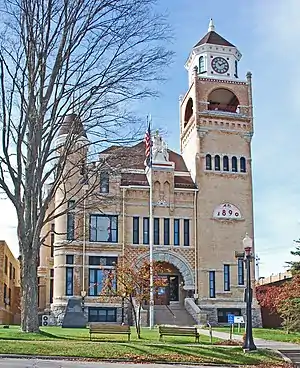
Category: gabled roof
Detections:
[
  {"x1": 194, "y1": 30, "x2": 235, "y2": 48},
  {"x1": 99, "y1": 141, "x2": 196, "y2": 189}
]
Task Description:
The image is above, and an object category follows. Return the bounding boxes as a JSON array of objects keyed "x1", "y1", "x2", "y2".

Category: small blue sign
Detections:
[{"x1": 227, "y1": 313, "x2": 235, "y2": 324}]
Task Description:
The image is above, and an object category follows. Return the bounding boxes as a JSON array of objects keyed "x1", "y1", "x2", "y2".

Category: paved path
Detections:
[
  {"x1": 198, "y1": 328, "x2": 300, "y2": 350},
  {"x1": 0, "y1": 359, "x2": 227, "y2": 368}
]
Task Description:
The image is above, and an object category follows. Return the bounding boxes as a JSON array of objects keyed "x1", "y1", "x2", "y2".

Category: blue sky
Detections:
[{"x1": 1, "y1": 0, "x2": 300, "y2": 278}]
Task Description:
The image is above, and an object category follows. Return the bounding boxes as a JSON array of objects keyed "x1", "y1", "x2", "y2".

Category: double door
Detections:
[{"x1": 154, "y1": 275, "x2": 179, "y2": 305}]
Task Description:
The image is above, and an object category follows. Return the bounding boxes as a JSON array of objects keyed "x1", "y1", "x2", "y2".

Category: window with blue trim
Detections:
[
  {"x1": 209, "y1": 271, "x2": 215, "y2": 298},
  {"x1": 164, "y1": 219, "x2": 170, "y2": 245},
  {"x1": 224, "y1": 264, "x2": 230, "y2": 291},
  {"x1": 184, "y1": 219, "x2": 190, "y2": 246},
  {"x1": 238, "y1": 258, "x2": 244, "y2": 285},
  {"x1": 143, "y1": 217, "x2": 149, "y2": 244},
  {"x1": 90, "y1": 215, "x2": 118, "y2": 242},
  {"x1": 154, "y1": 218, "x2": 160, "y2": 245},
  {"x1": 174, "y1": 219, "x2": 180, "y2": 246},
  {"x1": 66, "y1": 267, "x2": 74, "y2": 296},
  {"x1": 133, "y1": 217, "x2": 139, "y2": 244},
  {"x1": 67, "y1": 200, "x2": 75, "y2": 240}
]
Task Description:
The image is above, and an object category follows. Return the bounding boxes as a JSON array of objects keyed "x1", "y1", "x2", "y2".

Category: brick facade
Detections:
[{"x1": 38, "y1": 22, "x2": 261, "y2": 327}]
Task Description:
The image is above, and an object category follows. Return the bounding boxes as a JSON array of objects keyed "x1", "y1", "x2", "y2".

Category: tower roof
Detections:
[
  {"x1": 194, "y1": 19, "x2": 235, "y2": 48},
  {"x1": 58, "y1": 113, "x2": 87, "y2": 138}
]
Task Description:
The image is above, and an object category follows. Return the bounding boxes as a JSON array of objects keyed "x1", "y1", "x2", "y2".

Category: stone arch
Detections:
[
  {"x1": 136, "y1": 250, "x2": 195, "y2": 290},
  {"x1": 207, "y1": 87, "x2": 239, "y2": 113}
]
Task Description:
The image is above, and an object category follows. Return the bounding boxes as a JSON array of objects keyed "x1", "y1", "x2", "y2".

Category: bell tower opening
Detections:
[
  {"x1": 184, "y1": 98, "x2": 194, "y2": 127},
  {"x1": 208, "y1": 88, "x2": 239, "y2": 113}
]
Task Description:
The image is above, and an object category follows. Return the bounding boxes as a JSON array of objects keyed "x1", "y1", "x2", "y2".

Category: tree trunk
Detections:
[{"x1": 20, "y1": 243, "x2": 39, "y2": 333}]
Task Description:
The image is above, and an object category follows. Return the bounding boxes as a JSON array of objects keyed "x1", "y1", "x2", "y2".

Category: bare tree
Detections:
[{"x1": 0, "y1": 0, "x2": 172, "y2": 332}]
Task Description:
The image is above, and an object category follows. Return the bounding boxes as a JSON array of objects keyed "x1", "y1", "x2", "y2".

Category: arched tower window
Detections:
[
  {"x1": 208, "y1": 88, "x2": 239, "y2": 113},
  {"x1": 240, "y1": 157, "x2": 246, "y2": 172},
  {"x1": 214, "y1": 155, "x2": 220, "y2": 171},
  {"x1": 223, "y1": 156, "x2": 229, "y2": 171},
  {"x1": 232, "y1": 156, "x2": 237, "y2": 172},
  {"x1": 235, "y1": 60, "x2": 238, "y2": 78},
  {"x1": 206, "y1": 154, "x2": 212, "y2": 170},
  {"x1": 184, "y1": 98, "x2": 193, "y2": 128},
  {"x1": 199, "y1": 56, "x2": 205, "y2": 73}
]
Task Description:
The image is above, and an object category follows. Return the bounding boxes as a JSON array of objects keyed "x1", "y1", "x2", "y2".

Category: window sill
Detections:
[{"x1": 204, "y1": 170, "x2": 247, "y2": 175}]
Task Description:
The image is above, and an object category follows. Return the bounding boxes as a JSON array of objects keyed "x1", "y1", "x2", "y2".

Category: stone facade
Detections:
[
  {"x1": 38, "y1": 20, "x2": 261, "y2": 327},
  {"x1": 0, "y1": 241, "x2": 20, "y2": 324}
]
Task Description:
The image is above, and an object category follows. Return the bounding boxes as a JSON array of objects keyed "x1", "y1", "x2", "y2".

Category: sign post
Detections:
[
  {"x1": 227, "y1": 314, "x2": 235, "y2": 340},
  {"x1": 234, "y1": 316, "x2": 245, "y2": 333}
]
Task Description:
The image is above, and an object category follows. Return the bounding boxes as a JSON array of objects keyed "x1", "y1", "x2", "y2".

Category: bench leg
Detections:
[
  {"x1": 90, "y1": 333, "x2": 92, "y2": 341},
  {"x1": 128, "y1": 333, "x2": 130, "y2": 342},
  {"x1": 196, "y1": 334, "x2": 200, "y2": 343},
  {"x1": 159, "y1": 334, "x2": 163, "y2": 342}
]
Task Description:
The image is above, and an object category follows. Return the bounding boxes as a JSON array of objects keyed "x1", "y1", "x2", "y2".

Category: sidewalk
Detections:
[{"x1": 198, "y1": 328, "x2": 300, "y2": 350}]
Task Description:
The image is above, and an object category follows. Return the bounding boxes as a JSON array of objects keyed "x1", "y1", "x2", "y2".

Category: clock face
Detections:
[{"x1": 211, "y1": 57, "x2": 229, "y2": 74}]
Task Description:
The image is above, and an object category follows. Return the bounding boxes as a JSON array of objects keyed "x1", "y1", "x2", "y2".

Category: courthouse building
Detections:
[{"x1": 38, "y1": 20, "x2": 261, "y2": 326}]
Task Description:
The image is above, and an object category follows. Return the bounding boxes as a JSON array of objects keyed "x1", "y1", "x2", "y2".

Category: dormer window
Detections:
[
  {"x1": 199, "y1": 56, "x2": 205, "y2": 74},
  {"x1": 100, "y1": 172, "x2": 109, "y2": 193}
]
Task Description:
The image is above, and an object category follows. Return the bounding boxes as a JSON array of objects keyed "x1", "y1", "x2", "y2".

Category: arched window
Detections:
[
  {"x1": 206, "y1": 154, "x2": 212, "y2": 170},
  {"x1": 184, "y1": 98, "x2": 193, "y2": 127},
  {"x1": 214, "y1": 155, "x2": 220, "y2": 171},
  {"x1": 199, "y1": 56, "x2": 205, "y2": 73},
  {"x1": 240, "y1": 157, "x2": 246, "y2": 173},
  {"x1": 235, "y1": 60, "x2": 238, "y2": 78},
  {"x1": 223, "y1": 156, "x2": 229, "y2": 171},
  {"x1": 232, "y1": 156, "x2": 237, "y2": 172}
]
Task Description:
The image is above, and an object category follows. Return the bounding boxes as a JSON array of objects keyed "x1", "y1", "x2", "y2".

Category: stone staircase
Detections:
[{"x1": 153, "y1": 303, "x2": 196, "y2": 326}]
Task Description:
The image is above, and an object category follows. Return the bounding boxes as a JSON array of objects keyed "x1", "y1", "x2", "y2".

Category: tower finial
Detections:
[{"x1": 208, "y1": 18, "x2": 215, "y2": 32}]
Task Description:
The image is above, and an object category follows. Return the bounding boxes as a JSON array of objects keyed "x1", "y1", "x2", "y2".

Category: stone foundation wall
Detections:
[{"x1": 199, "y1": 306, "x2": 262, "y2": 327}]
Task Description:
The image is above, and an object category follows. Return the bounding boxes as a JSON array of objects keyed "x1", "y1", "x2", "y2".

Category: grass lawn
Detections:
[
  {"x1": 0, "y1": 326, "x2": 288, "y2": 366},
  {"x1": 211, "y1": 326, "x2": 300, "y2": 344}
]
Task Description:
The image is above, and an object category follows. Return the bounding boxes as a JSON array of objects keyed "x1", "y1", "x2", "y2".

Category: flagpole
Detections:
[{"x1": 148, "y1": 116, "x2": 154, "y2": 329}]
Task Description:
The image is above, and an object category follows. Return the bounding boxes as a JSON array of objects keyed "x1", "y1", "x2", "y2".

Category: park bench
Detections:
[
  {"x1": 89, "y1": 323, "x2": 131, "y2": 341},
  {"x1": 158, "y1": 325, "x2": 200, "y2": 343}
]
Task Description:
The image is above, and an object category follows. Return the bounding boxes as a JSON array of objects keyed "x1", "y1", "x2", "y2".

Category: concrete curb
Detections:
[{"x1": 0, "y1": 354, "x2": 246, "y2": 367}]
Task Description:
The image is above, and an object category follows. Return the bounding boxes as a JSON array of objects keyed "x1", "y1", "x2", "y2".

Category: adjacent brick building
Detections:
[
  {"x1": 0, "y1": 240, "x2": 20, "y2": 324},
  {"x1": 38, "y1": 19, "x2": 261, "y2": 326}
]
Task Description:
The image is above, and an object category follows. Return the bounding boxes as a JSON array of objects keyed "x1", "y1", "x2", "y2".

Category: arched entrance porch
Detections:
[{"x1": 136, "y1": 251, "x2": 195, "y2": 305}]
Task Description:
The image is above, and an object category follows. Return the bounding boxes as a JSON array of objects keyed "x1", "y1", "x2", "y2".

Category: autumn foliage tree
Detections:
[
  {"x1": 100, "y1": 258, "x2": 168, "y2": 338},
  {"x1": 256, "y1": 274, "x2": 300, "y2": 333}
]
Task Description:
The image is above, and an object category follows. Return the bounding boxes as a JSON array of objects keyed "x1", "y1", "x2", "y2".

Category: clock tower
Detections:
[{"x1": 180, "y1": 20, "x2": 261, "y2": 325}]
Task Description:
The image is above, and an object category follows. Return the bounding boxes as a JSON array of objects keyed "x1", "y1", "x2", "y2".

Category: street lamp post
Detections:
[{"x1": 242, "y1": 234, "x2": 257, "y2": 351}]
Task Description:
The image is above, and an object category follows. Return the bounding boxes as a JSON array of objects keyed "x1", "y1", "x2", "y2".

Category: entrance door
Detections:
[
  {"x1": 154, "y1": 276, "x2": 169, "y2": 305},
  {"x1": 169, "y1": 275, "x2": 179, "y2": 302}
]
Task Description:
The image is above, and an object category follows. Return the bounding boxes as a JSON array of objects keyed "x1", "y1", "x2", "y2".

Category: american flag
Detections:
[{"x1": 144, "y1": 120, "x2": 151, "y2": 166}]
